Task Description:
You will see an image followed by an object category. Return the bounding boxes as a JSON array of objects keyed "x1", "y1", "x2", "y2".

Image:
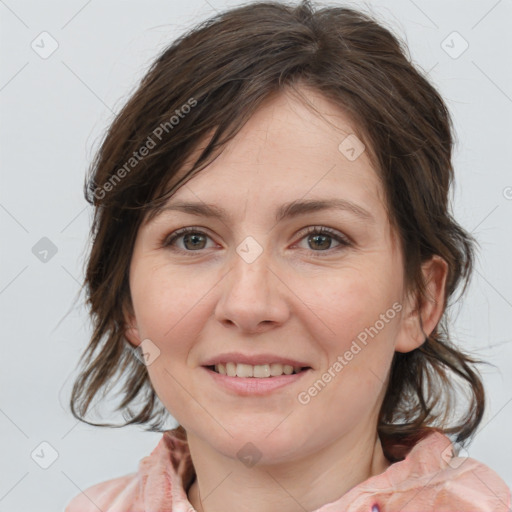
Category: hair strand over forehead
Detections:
[{"x1": 71, "y1": 0, "x2": 485, "y2": 450}]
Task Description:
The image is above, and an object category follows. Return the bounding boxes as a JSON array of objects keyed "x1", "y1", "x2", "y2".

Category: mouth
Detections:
[
  {"x1": 203, "y1": 362, "x2": 312, "y2": 396},
  {"x1": 204, "y1": 363, "x2": 312, "y2": 378}
]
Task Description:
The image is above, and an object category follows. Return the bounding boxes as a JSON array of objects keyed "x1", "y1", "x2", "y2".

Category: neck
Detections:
[{"x1": 186, "y1": 427, "x2": 390, "y2": 512}]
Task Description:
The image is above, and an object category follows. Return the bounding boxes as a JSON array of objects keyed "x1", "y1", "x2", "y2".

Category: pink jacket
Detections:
[{"x1": 65, "y1": 427, "x2": 510, "y2": 511}]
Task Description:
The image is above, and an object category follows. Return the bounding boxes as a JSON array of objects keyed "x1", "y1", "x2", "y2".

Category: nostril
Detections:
[{"x1": 371, "y1": 505, "x2": 381, "y2": 512}]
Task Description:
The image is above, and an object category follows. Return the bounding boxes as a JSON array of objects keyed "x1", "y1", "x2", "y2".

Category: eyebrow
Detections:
[{"x1": 154, "y1": 198, "x2": 374, "y2": 223}]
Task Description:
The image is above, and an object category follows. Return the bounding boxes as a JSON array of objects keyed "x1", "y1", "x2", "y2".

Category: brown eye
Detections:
[
  {"x1": 295, "y1": 226, "x2": 351, "y2": 256},
  {"x1": 181, "y1": 232, "x2": 208, "y2": 250},
  {"x1": 307, "y1": 232, "x2": 333, "y2": 251},
  {"x1": 163, "y1": 227, "x2": 214, "y2": 252}
]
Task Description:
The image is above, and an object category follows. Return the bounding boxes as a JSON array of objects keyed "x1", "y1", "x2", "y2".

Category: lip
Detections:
[
  {"x1": 201, "y1": 352, "x2": 312, "y2": 368},
  {"x1": 202, "y1": 366, "x2": 312, "y2": 396}
]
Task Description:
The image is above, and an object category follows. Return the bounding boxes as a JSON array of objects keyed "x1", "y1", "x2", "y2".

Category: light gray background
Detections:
[{"x1": 0, "y1": 0, "x2": 511, "y2": 510}]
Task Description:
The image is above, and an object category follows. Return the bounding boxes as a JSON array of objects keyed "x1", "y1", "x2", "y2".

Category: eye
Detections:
[
  {"x1": 161, "y1": 225, "x2": 351, "y2": 256},
  {"x1": 162, "y1": 227, "x2": 216, "y2": 252},
  {"x1": 294, "y1": 225, "x2": 351, "y2": 256}
]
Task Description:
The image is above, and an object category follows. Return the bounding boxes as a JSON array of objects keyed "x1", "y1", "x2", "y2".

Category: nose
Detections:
[{"x1": 214, "y1": 242, "x2": 290, "y2": 334}]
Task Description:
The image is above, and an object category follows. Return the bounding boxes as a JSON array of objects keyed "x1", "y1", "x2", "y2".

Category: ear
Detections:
[
  {"x1": 395, "y1": 254, "x2": 448, "y2": 353},
  {"x1": 122, "y1": 301, "x2": 142, "y2": 348}
]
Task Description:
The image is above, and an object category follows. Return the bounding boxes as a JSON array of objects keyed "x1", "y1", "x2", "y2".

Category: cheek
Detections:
[
  {"x1": 131, "y1": 262, "x2": 210, "y2": 344},
  {"x1": 296, "y1": 263, "x2": 400, "y2": 353},
  {"x1": 294, "y1": 269, "x2": 400, "y2": 429},
  {"x1": 130, "y1": 264, "x2": 212, "y2": 423},
  {"x1": 305, "y1": 265, "x2": 402, "y2": 403}
]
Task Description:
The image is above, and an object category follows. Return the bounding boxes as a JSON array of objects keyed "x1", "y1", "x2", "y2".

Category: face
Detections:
[{"x1": 125, "y1": 87, "x2": 422, "y2": 464}]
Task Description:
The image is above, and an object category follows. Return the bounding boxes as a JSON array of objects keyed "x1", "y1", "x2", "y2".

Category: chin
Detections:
[{"x1": 233, "y1": 424, "x2": 305, "y2": 463}]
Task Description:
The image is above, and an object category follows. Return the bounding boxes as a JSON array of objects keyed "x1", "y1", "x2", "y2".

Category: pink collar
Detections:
[
  {"x1": 132, "y1": 427, "x2": 509, "y2": 511},
  {"x1": 66, "y1": 427, "x2": 510, "y2": 511}
]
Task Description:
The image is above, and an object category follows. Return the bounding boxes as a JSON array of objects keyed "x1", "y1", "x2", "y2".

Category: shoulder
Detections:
[
  {"x1": 64, "y1": 427, "x2": 194, "y2": 512},
  {"x1": 64, "y1": 473, "x2": 140, "y2": 512},
  {"x1": 388, "y1": 435, "x2": 510, "y2": 511},
  {"x1": 336, "y1": 430, "x2": 511, "y2": 512}
]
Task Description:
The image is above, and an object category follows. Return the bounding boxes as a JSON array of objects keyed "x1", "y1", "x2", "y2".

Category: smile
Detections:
[
  {"x1": 209, "y1": 362, "x2": 309, "y2": 378},
  {"x1": 203, "y1": 364, "x2": 312, "y2": 396}
]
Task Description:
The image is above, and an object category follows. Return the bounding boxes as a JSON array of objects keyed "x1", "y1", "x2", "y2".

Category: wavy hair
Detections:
[{"x1": 69, "y1": 0, "x2": 485, "y2": 451}]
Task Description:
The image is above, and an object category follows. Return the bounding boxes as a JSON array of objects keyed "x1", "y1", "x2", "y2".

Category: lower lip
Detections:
[{"x1": 202, "y1": 366, "x2": 311, "y2": 396}]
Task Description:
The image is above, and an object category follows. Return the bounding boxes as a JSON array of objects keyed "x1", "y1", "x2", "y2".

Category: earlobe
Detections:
[
  {"x1": 124, "y1": 324, "x2": 141, "y2": 347},
  {"x1": 395, "y1": 255, "x2": 448, "y2": 353},
  {"x1": 122, "y1": 302, "x2": 141, "y2": 347}
]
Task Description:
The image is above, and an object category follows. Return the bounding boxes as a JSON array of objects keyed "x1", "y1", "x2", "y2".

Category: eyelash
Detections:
[{"x1": 161, "y1": 225, "x2": 351, "y2": 257}]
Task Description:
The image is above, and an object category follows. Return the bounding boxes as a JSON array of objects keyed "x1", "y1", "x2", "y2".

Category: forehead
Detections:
[{"x1": 151, "y1": 87, "x2": 387, "y2": 224}]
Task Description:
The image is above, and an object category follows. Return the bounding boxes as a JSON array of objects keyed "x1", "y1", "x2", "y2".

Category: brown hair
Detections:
[{"x1": 70, "y1": 0, "x2": 485, "y2": 448}]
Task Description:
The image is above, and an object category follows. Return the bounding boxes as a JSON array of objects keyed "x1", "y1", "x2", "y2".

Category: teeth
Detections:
[
  {"x1": 236, "y1": 363, "x2": 253, "y2": 378},
  {"x1": 253, "y1": 364, "x2": 271, "y2": 378},
  {"x1": 226, "y1": 362, "x2": 236, "y2": 377},
  {"x1": 270, "y1": 363, "x2": 284, "y2": 376},
  {"x1": 284, "y1": 365, "x2": 294, "y2": 375},
  {"x1": 213, "y1": 362, "x2": 305, "y2": 377}
]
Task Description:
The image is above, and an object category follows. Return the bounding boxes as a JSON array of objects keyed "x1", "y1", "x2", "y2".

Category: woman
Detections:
[{"x1": 66, "y1": 1, "x2": 510, "y2": 510}]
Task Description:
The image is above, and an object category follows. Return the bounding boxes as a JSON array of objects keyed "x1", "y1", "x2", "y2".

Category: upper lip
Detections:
[{"x1": 201, "y1": 352, "x2": 312, "y2": 368}]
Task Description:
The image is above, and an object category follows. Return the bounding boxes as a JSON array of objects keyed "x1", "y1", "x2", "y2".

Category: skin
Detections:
[{"x1": 124, "y1": 86, "x2": 448, "y2": 512}]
